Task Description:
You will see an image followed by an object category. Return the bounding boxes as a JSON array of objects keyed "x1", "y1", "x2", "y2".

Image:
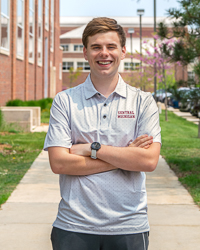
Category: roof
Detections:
[
  {"x1": 60, "y1": 16, "x2": 174, "y2": 28},
  {"x1": 60, "y1": 25, "x2": 86, "y2": 39}
]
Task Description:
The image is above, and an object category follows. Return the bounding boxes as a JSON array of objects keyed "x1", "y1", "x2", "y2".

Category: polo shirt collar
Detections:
[
  {"x1": 84, "y1": 75, "x2": 99, "y2": 100},
  {"x1": 84, "y1": 74, "x2": 127, "y2": 100}
]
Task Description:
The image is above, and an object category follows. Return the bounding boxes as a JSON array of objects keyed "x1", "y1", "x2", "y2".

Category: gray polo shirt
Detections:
[{"x1": 44, "y1": 74, "x2": 161, "y2": 235}]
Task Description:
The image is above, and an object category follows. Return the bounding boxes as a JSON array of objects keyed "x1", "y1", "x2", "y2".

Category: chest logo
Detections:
[{"x1": 118, "y1": 111, "x2": 135, "y2": 118}]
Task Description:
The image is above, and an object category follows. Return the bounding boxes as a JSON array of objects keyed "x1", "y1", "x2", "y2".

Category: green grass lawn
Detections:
[
  {"x1": 160, "y1": 111, "x2": 200, "y2": 206},
  {"x1": 0, "y1": 132, "x2": 46, "y2": 206}
]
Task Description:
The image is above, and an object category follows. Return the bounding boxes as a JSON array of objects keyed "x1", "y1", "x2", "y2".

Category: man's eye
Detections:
[{"x1": 108, "y1": 46, "x2": 116, "y2": 49}]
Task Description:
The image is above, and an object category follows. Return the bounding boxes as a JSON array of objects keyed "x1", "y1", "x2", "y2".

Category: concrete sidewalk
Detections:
[{"x1": 0, "y1": 152, "x2": 200, "y2": 250}]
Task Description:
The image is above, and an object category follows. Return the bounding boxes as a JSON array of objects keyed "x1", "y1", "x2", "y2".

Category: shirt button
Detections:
[
  {"x1": 104, "y1": 103, "x2": 107, "y2": 107},
  {"x1": 103, "y1": 115, "x2": 106, "y2": 119}
]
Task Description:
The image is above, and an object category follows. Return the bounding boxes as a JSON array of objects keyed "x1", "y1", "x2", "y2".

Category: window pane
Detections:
[
  {"x1": 29, "y1": 10, "x2": 33, "y2": 34},
  {"x1": 29, "y1": 34, "x2": 33, "y2": 59},
  {"x1": 38, "y1": 21, "x2": 42, "y2": 39},
  {"x1": 17, "y1": 26, "x2": 23, "y2": 55},
  {"x1": 84, "y1": 62, "x2": 90, "y2": 70},
  {"x1": 1, "y1": 0, "x2": 9, "y2": 16},
  {"x1": 38, "y1": 40, "x2": 42, "y2": 63},
  {"x1": 1, "y1": 15, "x2": 9, "y2": 49},
  {"x1": 29, "y1": 0, "x2": 33, "y2": 8},
  {"x1": 38, "y1": 0, "x2": 42, "y2": 17},
  {"x1": 17, "y1": 0, "x2": 23, "y2": 25}
]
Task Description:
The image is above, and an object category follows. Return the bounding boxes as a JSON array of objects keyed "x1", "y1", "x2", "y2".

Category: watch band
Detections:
[{"x1": 91, "y1": 149, "x2": 97, "y2": 159}]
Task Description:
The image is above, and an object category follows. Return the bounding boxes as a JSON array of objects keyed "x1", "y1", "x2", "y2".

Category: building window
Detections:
[
  {"x1": 77, "y1": 62, "x2": 90, "y2": 71},
  {"x1": 61, "y1": 44, "x2": 69, "y2": 52},
  {"x1": 38, "y1": 0, "x2": 43, "y2": 65},
  {"x1": 74, "y1": 44, "x2": 83, "y2": 52},
  {"x1": 62, "y1": 61, "x2": 73, "y2": 71},
  {"x1": 17, "y1": 0, "x2": 24, "y2": 57},
  {"x1": 188, "y1": 71, "x2": 195, "y2": 82},
  {"x1": 45, "y1": 0, "x2": 49, "y2": 30},
  {"x1": 124, "y1": 62, "x2": 140, "y2": 71},
  {"x1": 0, "y1": 0, "x2": 10, "y2": 51},
  {"x1": 29, "y1": 0, "x2": 34, "y2": 62},
  {"x1": 50, "y1": 0, "x2": 54, "y2": 50}
]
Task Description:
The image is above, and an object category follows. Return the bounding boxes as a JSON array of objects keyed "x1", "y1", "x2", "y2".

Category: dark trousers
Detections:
[{"x1": 51, "y1": 227, "x2": 149, "y2": 250}]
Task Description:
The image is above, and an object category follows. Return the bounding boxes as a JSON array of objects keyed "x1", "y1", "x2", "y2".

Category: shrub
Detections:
[{"x1": 6, "y1": 98, "x2": 53, "y2": 111}]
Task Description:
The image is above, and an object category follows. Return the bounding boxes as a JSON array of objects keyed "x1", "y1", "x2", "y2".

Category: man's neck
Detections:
[{"x1": 90, "y1": 73, "x2": 119, "y2": 98}]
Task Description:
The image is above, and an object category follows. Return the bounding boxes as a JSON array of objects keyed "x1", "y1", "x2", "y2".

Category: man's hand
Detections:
[
  {"x1": 128, "y1": 135, "x2": 153, "y2": 149},
  {"x1": 69, "y1": 134, "x2": 153, "y2": 157},
  {"x1": 70, "y1": 143, "x2": 91, "y2": 157}
]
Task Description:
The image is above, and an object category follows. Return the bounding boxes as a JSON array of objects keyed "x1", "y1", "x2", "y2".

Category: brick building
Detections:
[
  {"x1": 0, "y1": 0, "x2": 63, "y2": 106},
  {"x1": 60, "y1": 16, "x2": 188, "y2": 91}
]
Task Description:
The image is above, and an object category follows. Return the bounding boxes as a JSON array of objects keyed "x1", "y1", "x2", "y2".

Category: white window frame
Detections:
[
  {"x1": 45, "y1": 0, "x2": 49, "y2": 30},
  {"x1": 16, "y1": 0, "x2": 24, "y2": 59},
  {"x1": 74, "y1": 44, "x2": 83, "y2": 52},
  {"x1": 38, "y1": 0, "x2": 43, "y2": 66},
  {"x1": 62, "y1": 61, "x2": 74, "y2": 71},
  {"x1": 124, "y1": 62, "x2": 140, "y2": 71},
  {"x1": 50, "y1": 0, "x2": 54, "y2": 51},
  {"x1": 61, "y1": 44, "x2": 69, "y2": 52},
  {"x1": 0, "y1": 0, "x2": 10, "y2": 55},
  {"x1": 29, "y1": 0, "x2": 35, "y2": 63},
  {"x1": 77, "y1": 61, "x2": 90, "y2": 71}
]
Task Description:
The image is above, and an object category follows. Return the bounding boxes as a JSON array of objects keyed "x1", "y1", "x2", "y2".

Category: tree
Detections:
[
  {"x1": 136, "y1": 37, "x2": 176, "y2": 121},
  {"x1": 69, "y1": 67, "x2": 81, "y2": 88},
  {"x1": 157, "y1": 0, "x2": 200, "y2": 136}
]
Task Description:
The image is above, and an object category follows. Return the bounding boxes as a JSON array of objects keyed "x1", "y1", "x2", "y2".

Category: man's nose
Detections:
[{"x1": 100, "y1": 47, "x2": 109, "y2": 57}]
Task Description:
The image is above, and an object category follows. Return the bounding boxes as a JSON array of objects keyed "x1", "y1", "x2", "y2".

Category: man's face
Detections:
[{"x1": 83, "y1": 31, "x2": 126, "y2": 80}]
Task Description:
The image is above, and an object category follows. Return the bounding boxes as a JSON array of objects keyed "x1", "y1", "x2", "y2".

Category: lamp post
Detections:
[
  {"x1": 137, "y1": 9, "x2": 145, "y2": 90},
  {"x1": 128, "y1": 28, "x2": 135, "y2": 70}
]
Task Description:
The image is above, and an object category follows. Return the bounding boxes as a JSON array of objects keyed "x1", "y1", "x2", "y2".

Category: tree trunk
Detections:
[{"x1": 198, "y1": 119, "x2": 200, "y2": 138}]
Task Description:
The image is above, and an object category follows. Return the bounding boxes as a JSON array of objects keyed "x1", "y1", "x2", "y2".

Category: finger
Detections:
[
  {"x1": 135, "y1": 136, "x2": 153, "y2": 147},
  {"x1": 130, "y1": 135, "x2": 148, "y2": 147},
  {"x1": 138, "y1": 140, "x2": 153, "y2": 148}
]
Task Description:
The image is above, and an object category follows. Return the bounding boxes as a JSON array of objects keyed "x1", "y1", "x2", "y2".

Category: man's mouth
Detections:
[{"x1": 97, "y1": 61, "x2": 112, "y2": 65}]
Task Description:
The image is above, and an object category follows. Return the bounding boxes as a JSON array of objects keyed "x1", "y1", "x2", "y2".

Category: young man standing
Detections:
[{"x1": 44, "y1": 17, "x2": 161, "y2": 250}]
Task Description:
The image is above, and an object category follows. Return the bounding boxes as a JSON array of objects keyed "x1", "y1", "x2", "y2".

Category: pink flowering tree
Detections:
[{"x1": 136, "y1": 36, "x2": 177, "y2": 121}]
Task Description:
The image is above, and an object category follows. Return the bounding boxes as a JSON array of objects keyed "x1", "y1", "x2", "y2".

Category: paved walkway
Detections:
[{"x1": 0, "y1": 150, "x2": 200, "y2": 250}]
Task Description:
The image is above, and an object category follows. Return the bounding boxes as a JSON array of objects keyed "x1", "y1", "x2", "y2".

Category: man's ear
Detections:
[
  {"x1": 121, "y1": 46, "x2": 126, "y2": 60},
  {"x1": 83, "y1": 47, "x2": 88, "y2": 60}
]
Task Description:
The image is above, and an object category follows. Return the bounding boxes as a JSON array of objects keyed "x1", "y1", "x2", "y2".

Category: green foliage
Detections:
[
  {"x1": 6, "y1": 98, "x2": 53, "y2": 111},
  {"x1": 158, "y1": 0, "x2": 200, "y2": 83},
  {"x1": 0, "y1": 132, "x2": 46, "y2": 206},
  {"x1": 160, "y1": 111, "x2": 200, "y2": 206}
]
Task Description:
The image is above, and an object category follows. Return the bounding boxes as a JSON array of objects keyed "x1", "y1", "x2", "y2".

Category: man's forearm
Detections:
[
  {"x1": 48, "y1": 147, "x2": 117, "y2": 175},
  {"x1": 96, "y1": 143, "x2": 160, "y2": 172}
]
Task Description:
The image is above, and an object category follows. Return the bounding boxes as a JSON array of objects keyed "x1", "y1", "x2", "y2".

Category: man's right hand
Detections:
[{"x1": 128, "y1": 135, "x2": 153, "y2": 149}]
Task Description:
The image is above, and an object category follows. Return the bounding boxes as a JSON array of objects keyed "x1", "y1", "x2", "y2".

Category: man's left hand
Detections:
[{"x1": 70, "y1": 143, "x2": 91, "y2": 156}]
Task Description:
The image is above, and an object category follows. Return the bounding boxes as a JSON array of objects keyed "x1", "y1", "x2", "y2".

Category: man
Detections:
[{"x1": 44, "y1": 17, "x2": 161, "y2": 250}]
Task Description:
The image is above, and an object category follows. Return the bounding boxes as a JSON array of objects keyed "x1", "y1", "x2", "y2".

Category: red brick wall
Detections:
[
  {"x1": 0, "y1": 0, "x2": 62, "y2": 106},
  {"x1": 0, "y1": 54, "x2": 11, "y2": 105},
  {"x1": 28, "y1": 63, "x2": 35, "y2": 100},
  {"x1": 15, "y1": 59, "x2": 25, "y2": 100}
]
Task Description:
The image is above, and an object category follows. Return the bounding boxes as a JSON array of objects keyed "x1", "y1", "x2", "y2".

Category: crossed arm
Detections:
[{"x1": 48, "y1": 135, "x2": 161, "y2": 176}]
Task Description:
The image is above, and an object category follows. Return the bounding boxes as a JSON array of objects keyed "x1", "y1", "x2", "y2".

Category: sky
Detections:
[{"x1": 60, "y1": 0, "x2": 181, "y2": 17}]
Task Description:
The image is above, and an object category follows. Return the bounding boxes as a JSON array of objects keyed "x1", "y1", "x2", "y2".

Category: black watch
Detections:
[{"x1": 91, "y1": 142, "x2": 101, "y2": 159}]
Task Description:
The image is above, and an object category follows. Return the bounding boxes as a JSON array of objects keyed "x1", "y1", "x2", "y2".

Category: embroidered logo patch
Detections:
[{"x1": 118, "y1": 111, "x2": 135, "y2": 118}]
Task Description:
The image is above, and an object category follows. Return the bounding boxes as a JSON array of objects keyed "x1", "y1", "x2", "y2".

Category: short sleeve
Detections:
[
  {"x1": 43, "y1": 92, "x2": 72, "y2": 151},
  {"x1": 137, "y1": 94, "x2": 161, "y2": 144}
]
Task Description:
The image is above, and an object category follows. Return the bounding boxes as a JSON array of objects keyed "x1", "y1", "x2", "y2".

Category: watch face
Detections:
[{"x1": 91, "y1": 142, "x2": 101, "y2": 150}]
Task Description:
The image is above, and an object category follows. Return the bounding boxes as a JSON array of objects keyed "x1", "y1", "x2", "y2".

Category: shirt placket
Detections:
[{"x1": 99, "y1": 94, "x2": 113, "y2": 130}]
